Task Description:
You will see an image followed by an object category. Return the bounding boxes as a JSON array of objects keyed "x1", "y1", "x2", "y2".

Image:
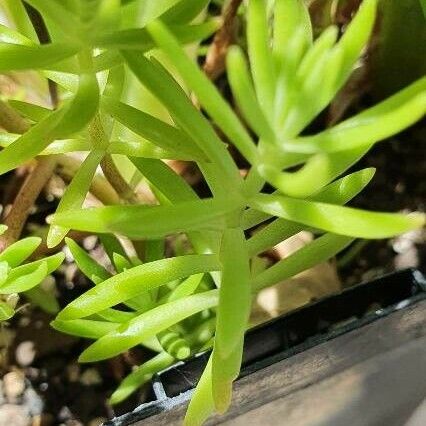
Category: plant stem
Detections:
[
  {"x1": 56, "y1": 156, "x2": 120, "y2": 205},
  {"x1": 0, "y1": 100, "x2": 30, "y2": 134},
  {"x1": 0, "y1": 100, "x2": 57, "y2": 251},
  {"x1": 0, "y1": 156, "x2": 56, "y2": 252},
  {"x1": 203, "y1": 0, "x2": 243, "y2": 80},
  {"x1": 100, "y1": 154, "x2": 139, "y2": 204}
]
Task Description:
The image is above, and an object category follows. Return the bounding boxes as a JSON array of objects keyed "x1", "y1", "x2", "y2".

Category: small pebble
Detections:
[
  {"x1": 66, "y1": 364, "x2": 80, "y2": 383},
  {"x1": 3, "y1": 371, "x2": 25, "y2": 401},
  {"x1": 0, "y1": 404, "x2": 30, "y2": 426},
  {"x1": 80, "y1": 368, "x2": 102, "y2": 386},
  {"x1": 88, "y1": 418, "x2": 106, "y2": 426},
  {"x1": 23, "y1": 387, "x2": 43, "y2": 416},
  {"x1": 16, "y1": 341, "x2": 36, "y2": 366}
]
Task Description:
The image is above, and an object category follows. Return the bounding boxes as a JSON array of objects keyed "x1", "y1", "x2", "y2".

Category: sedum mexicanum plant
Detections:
[{"x1": 0, "y1": 0, "x2": 425, "y2": 424}]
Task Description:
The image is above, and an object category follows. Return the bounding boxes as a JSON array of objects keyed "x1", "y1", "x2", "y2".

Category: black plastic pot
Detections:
[{"x1": 105, "y1": 268, "x2": 426, "y2": 426}]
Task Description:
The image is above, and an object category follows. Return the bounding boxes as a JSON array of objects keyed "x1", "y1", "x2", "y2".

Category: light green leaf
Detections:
[
  {"x1": 249, "y1": 193, "x2": 425, "y2": 239},
  {"x1": 212, "y1": 228, "x2": 250, "y2": 412},
  {"x1": 0, "y1": 42, "x2": 78, "y2": 71},
  {"x1": 65, "y1": 238, "x2": 110, "y2": 283},
  {"x1": 164, "y1": 273, "x2": 204, "y2": 303},
  {"x1": 147, "y1": 20, "x2": 257, "y2": 166},
  {"x1": 247, "y1": 0, "x2": 276, "y2": 113},
  {"x1": 252, "y1": 233, "x2": 354, "y2": 291},
  {"x1": 78, "y1": 289, "x2": 219, "y2": 362},
  {"x1": 184, "y1": 355, "x2": 215, "y2": 426},
  {"x1": 162, "y1": 0, "x2": 209, "y2": 23},
  {"x1": 286, "y1": 82, "x2": 426, "y2": 154},
  {"x1": 334, "y1": 0, "x2": 377, "y2": 88},
  {"x1": 8, "y1": 100, "x2": 51, "y2": 122},
  {"x1": 24, "y1": 286, "x2": 60, "y2": 315},
  {"x1": 273, "y1": 0, "x2": 312, "y2": 58},
  {"x1": 0, "y1": 263, "x2": 47, "y2": 294},
  {"x1": 122, "y1": 51, "x2": 241, "y2": 187},
  {"x1": 158, "y1": 329, "x2": 190, "y2": 359},
  {"x1": 226, "y1": 46, "x2": 275, "y2": 142},
  {"x1": 51, "y1": 318, "x2": 120, "y2": 339},
  {"x1": 101, "y1": 97, "x2": 207, "y2": 160},
  {"x1": 0, "y1": 302, "x2": 15, "y2": 321},
  {"x1": 0, "y1": 237, "x2": 41, "y2": 267},
  {"x1": 110, "y1": 352, "x2": 174, "y2": 405},
  {"x1": 258, "y1": 146, "x2": 371, "y2": 198},
  {"x1": 247, "y1": 167, "x2": 376, "y2": 255},
  {"x1": 131, "y1": 158, "x2": 197, "y2": 203},
  {"x1": 50, "y1": 198, "x2": 236, "y2": 239},
  {"x1": 57, "y1": 255, "x2": 220, "y2": 320},
  {"x1": 95, "y1": 21, "x2": 219, "y2": 49},
  {"x1": 47, "y1": 149, "x2": 105, "y2": 248}
]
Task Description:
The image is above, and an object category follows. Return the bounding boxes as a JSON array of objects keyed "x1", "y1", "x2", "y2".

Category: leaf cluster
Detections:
[{"x1": 0, "y1": 0, "x2": 424, "y2": 424}]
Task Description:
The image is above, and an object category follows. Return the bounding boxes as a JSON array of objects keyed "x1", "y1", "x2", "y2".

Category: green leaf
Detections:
[
  {"x1": 65, "y1": 238, "x2": 111, "y2": 283},
  {"x1": 252, "y1": 233, "x2": 354, "y2": 291},
  {"x1": 157, "y1": 329, "x2": 190, "y2": 360},
  {"x1": 0, "y1": 252, "x2": 64, "y2": 294},
  {"x1": 212, "y1": 337, "x2": 243, "y2": 414},
  {"x1": 247, "y1": 167, "x2": 376, "y2": 255},
  {"x1": 0, "y1": 263, "x2": 47, "y2": 294},
  {"x1": 164, "y1": 273, "x2": 204, "y2": 303},
  {"x1": 24, "y1": 287, "x2": 60, "y2": 314},
  {"x1": 258, "y1": 146, "x2": 371, "y2": 198},
  {"x1": 0, "y1": 42, "x2": 78, "y2": 71},
  {"x1": 50, "y1": 198, "x2": 236, "y2": 239},
  {"x1": 131, "y1": 158, "x2": 197, "y2": 203},
  {"x1": 51, "y1": 318, "x2": 120, "y2": 339},
  {"x1": 112, "y1": 253, "x2": 133, "y2": 274},
  {"x1": 1, "y1": 0, "x2": 38, "y2": 42},
  {"x1": 162, "y1": 0, "x2": 209, "y2": 24},
  {"x1": 226, "y1": 46, "x2": 275, "y2": 142},
  {"x1": 0, "y1": 109, "x2": 64, "y2": 176},
  {"x1": 334, "y1": 0, "x2": 377, "y2": 88},
  {"x1": 0, "y1": 24, "x2": 33, "y2": 45},
  {"x1": 215, "y1": 229, "x2": 251, "y2": 359},
  {"x1": 0, "y1": 73, "x2": 99, "y2": 175},
  {"x1": 53, "y1": 73, "x2": 100, "y2": 139},
  {"x1": 95, "y1": 21, "x2": 219, "y2": 49},
  {"x1": 24, "y1": 0, "x2": 81, "y2": 39},
  {"x1": 110, "y1": 352, "x2": 174, "y2": 405},
  {"x1": 249, "y1": 193, "x2": 425, "y2": 239},
  {"x1": 0, "y1": 262, "x2": 9, "y2": 286},
  {"x1": 78, "y1": 290, "x2": 219, "y2": 362},
  {"x1": 247, "y1": 0, "x2": 276, "y2": 114},
  {"x1": 286, "y1": 81, "x2": 426, "y2": 154},
  {"x1": 122, "y1": 51, "x2": 241, "y2": 187},
  {"x1": 0, "y1": 302, "x2": 15, "y2": 321},
  {"x1": 47, "y1": 149, "x2": 105, "y2": 248},
  {"x1": 8, "y1": 100, "x2": 51, "y2": 122},
  {"x1": 0, "y1": 237, "x2": 41, "y2": 267},
  {"x1": 184, "y1": 355, "x2": 215, "y2": 426},
  {"x1": 212, "y1": 228, "x2": 251, "y2": 412},
  {"x1": 52, "y1": 317, "x2": 162, "y2": 352},
  {"x1": 101, "y1": 97, "x2": 207, "y2": 160},
  {"x1": 57, "y1": 255, "x2": 220, "y2": 320},
  {"x1": 273, "y1": 0, "x2": 312, "y2": 58},
  {"x1": 147, "y1": 20, "x2": 257, "y2": 166}
]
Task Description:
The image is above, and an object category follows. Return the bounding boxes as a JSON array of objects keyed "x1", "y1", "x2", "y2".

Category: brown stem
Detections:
[
  {"x1": 0, "y1": 100, "x2": 57, "y2": 251},
  {"x1": 0, "y1": 157, "x2": 56, "y2": 251},
  {"x1": 100, "y1": 154, "x2": 139, "y2": 204},
  {"x1": 203, "y1": 0, "x2": 243, "y2": 80},
  {"x1": 0, "y1": 100, "x2": 30, "y2": 134}
]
